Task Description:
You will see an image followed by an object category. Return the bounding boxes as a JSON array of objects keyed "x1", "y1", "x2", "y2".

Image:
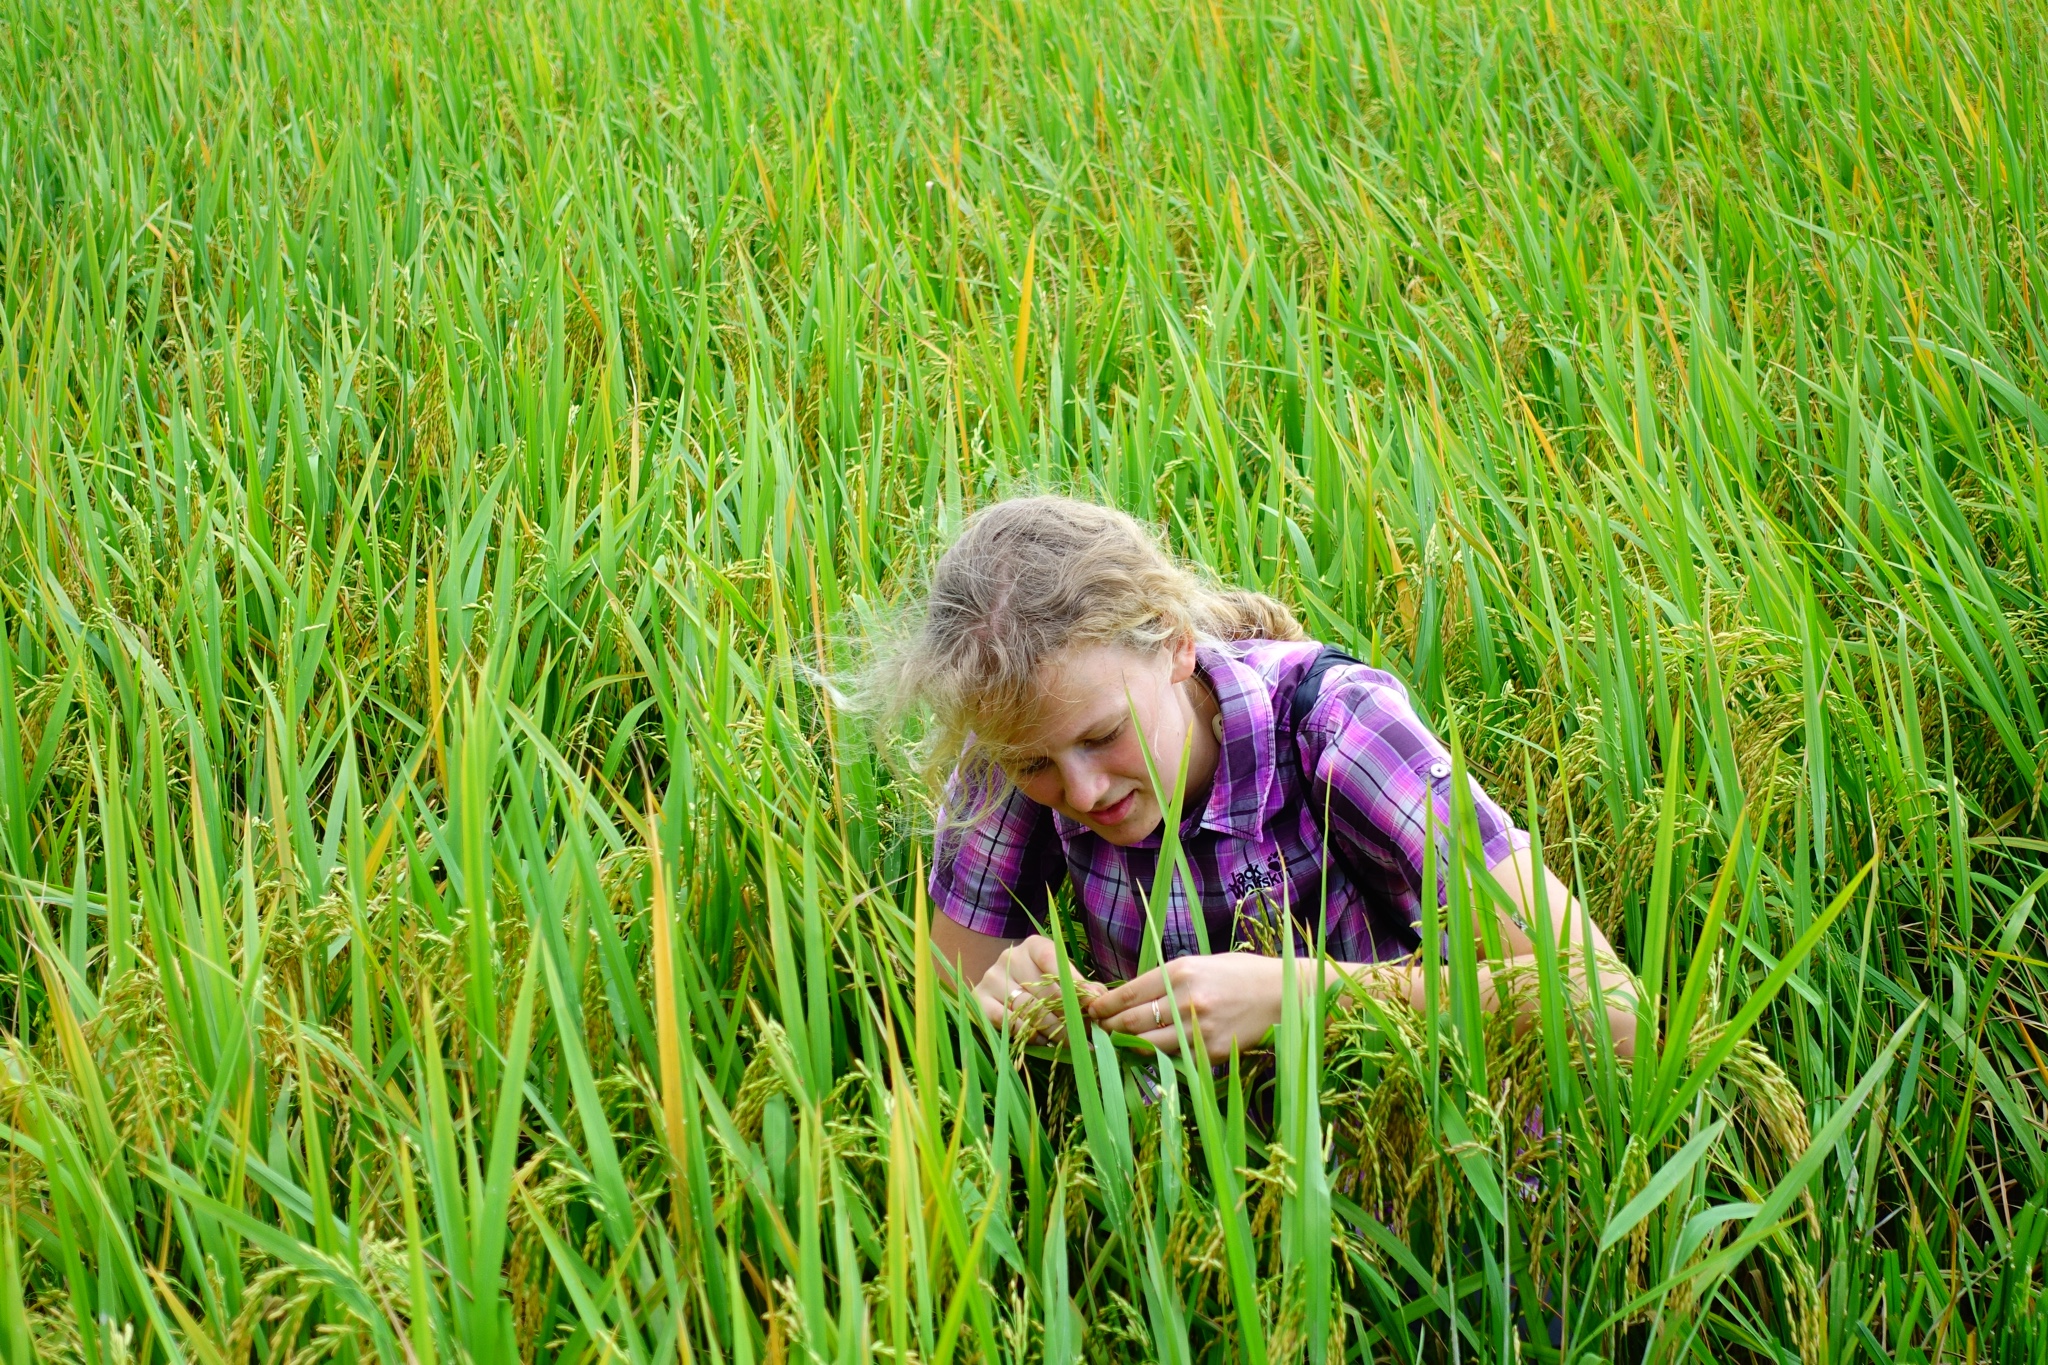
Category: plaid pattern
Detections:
[{"x1": 930, "y1": 639, "x2": 1530, "y2": 979}]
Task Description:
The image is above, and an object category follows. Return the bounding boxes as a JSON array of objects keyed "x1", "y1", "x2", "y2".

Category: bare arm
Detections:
[
  {"x1": 1484, "y1": 845, "x2": 1638, "y2": 1055},
  {"x1": 928, "y1": 911, "x2": 1012, "y2": 990},
  {"x1": 1327, "y1": 848, "x2": 1638, "y2": 1057},
  {"x1": 1087, "y1": 848, "x2": 1640, "y2": 1061}
]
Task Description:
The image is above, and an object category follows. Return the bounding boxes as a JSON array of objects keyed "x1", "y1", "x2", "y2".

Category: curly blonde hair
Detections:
[{"x1": 870, "y1": 495, "x2": 1305, "y2": 797}]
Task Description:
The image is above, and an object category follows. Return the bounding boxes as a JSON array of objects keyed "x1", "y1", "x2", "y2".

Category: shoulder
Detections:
[
  {"x1": 1291, "y1": 653, "x2": 1448, "y2": 774},
  {"x1": 1302, "y1": 657, "x2": 1422, "y2": 728},
  {"x1": 1200, "y1": 638, "x2": 1419, "y2": 729},
  {"x1": 1197, "y1": 637, "x2": 1440, "y2": 763},
  {"x1": 1197, "y1": 637, "x2": 1326, "y2": 699}
]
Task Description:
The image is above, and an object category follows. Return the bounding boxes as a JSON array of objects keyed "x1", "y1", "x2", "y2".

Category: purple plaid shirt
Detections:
[{"x1": 930, "y1": 639, "x2": 1529, "y2": 979}]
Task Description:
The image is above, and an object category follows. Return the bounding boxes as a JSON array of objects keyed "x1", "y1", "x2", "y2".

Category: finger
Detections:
[
  {"x1": 1023, "y1": 942, "x2": 1105, "y2": 999},
  {"x1": 982, "y1": 953, "x2": 1025, "y2": 999},
  {"x1": 1043, "y1": 971, "x2": 1105, "y2": 999},
  {"x1": 996, "y1": 990, "x2": 1040, "y2": 1033},
  {"x1": 1033, "y1": 974, "x2": 1107, "y2": 1006},
  {"x1": 995, "y1": 949, "x2": 1044, "y2": 998},
  {"x1": 1086, "y1": 967, "x2": 1164, "y2": 1019},
  {"x1": 1005, "y1": 952, "x2": 1100, "y2": 1003},
  {"x1": 1100, "y1": 999, "x2": 1183, "y2": 1037},
  {"x1": 1130, "y1": 1027, "x2": 1183, "y2": 1056},
  {"x1": 1024, "y1": 935, "x2": 1062, "y2": 975},
  {"x1": 1030, "y1": 1012, "x2": 1073, "y2": 1045},
  {"x1": 996, "y1": 983, "x2": 1053, "y2": 1029},
  {"x1": 975, "y1": 984, "x2": 1017, "y2": 1031},
  {"x1": 996, "y1": 971, "x2": 1061, "y2": 1010},
  {"x1": 1138, "y1": 1015, "x2": 1229, "y2": 1059},
  {"x1": 1010, "y1": 994, "x2": 1071, "y2": 1044}
]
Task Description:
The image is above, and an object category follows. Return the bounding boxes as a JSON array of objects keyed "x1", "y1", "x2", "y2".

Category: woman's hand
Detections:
[
  {"x1": 1084, "y1": 952, "x2": 1300, "y2": 1062},
  {"x1": 972, "y1": 934, "x2": 1102, "y2": 1043}
]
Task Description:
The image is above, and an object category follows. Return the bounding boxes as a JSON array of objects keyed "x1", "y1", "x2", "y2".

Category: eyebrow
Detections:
[
  {"x1": 1010, "y1": 705, "x2": 1131, "y2": 760},
  {"x1": 987, "y1": 696, "x2": 1125, "y2": 761}
]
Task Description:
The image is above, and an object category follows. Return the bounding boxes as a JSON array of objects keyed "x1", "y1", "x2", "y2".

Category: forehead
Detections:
[{"x1": 981, "y1": 643, "x2": 1160, "y2": 754}]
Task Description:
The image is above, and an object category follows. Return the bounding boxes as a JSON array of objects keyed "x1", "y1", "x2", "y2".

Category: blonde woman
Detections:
[{"x1": 878, "y1": 494, "x2": 1636, "y2": 1061}]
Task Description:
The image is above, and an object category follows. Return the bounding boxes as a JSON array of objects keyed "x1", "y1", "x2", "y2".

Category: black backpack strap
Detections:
[{"x1": 1288, "y1": 645, "x2": 1364, "y2": 736}]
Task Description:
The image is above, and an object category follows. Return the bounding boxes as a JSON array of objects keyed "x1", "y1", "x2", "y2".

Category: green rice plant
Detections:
[{"x1": 0, "y1": 0, "x2": 2044, "y2": 1358}]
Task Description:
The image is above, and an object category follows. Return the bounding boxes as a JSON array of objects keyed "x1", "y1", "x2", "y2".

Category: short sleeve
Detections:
[
  {"x1": 929, "y1": 777, "x2": 1067, "y2": 939},
  {"x1": 1295, "y1": 667, "x2": 1528, "y2": 916}
]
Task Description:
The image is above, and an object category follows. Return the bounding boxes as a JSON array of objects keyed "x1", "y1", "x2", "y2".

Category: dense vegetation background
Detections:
[{"x1": 2, "y1": 0, "x2": 2045, "y2": 1358}]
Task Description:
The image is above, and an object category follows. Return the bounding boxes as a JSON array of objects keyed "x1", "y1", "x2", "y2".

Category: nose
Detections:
[{"x1": 1056, "y1": 753, "x2": 1113, "y2": 812}]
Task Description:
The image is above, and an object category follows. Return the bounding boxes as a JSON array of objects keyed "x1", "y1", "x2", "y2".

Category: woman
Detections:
[{"x1": 876, "y1": 494, "x2": 1636, "y2": 1061}]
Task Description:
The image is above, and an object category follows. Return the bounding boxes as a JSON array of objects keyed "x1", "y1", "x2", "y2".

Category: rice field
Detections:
[{"x1": 1, "y1": 0, "x2": 2045, "y2": 1358}]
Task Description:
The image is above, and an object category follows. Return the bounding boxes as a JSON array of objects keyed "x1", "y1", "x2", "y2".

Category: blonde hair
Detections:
[{"x1": 871, "y1": 495, "x2": 1305, "y2": 795}]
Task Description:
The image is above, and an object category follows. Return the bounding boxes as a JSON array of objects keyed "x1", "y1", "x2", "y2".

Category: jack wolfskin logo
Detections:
[{"x1": 1227, "y1": 854, "x2": 1286, "y2": 902}]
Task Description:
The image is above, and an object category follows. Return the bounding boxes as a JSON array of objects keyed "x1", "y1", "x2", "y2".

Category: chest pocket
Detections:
[{"x1": 1224, "y1": 842, "x2": 1338, "y2": 957}]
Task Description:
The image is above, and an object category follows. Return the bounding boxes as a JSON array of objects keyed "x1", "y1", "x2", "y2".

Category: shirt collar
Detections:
[{"x1": 1191, "y1": 642, "x2": 1276, "y2": 839}]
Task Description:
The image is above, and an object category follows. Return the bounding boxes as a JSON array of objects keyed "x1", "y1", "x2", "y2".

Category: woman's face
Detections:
[{"x1": 997, "y1": 637, "x2": 1201, "y2": 846}]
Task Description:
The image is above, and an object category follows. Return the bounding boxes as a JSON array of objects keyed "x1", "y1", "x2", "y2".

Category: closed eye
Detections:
[{"x1": 1010, "y1": 723, "x2": 1120, "y2": 780}]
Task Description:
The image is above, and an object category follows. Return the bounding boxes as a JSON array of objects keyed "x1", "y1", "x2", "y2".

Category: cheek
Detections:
[
  {"x1": 1111, "y1": 728, "x2": 1164, "y2": 782},
  {"x1": 1015, "y1": 769, "x2": 1064, "y2": 807}
]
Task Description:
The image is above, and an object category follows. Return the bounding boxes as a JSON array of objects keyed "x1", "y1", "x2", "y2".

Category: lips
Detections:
[{"x1": 1088, "y1": 790, "x2": 1138, "y2": 827}]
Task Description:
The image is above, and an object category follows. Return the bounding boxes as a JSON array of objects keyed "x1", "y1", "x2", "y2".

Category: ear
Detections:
[{"x1": 1167, "y1": 632, "x2": 1198, "y2": 684}]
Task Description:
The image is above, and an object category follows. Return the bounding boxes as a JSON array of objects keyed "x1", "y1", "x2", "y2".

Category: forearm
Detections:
[
  {"x1": 1317, "y1": 955, "x2": 1638, "y2": 1058},
  {"x1": 928, "y1": 909, "x2": 1014, "y2": 989}
]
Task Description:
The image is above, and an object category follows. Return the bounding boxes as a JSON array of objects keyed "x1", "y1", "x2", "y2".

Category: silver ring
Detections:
[{"x1": 1151, "y1": 1000, "x2": 1163, "y2": 1028}]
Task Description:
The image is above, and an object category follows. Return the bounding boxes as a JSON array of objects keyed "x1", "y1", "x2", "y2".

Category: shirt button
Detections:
[{"x1": 1427, "y1": 761, "x2": 1450, "y2": 780}]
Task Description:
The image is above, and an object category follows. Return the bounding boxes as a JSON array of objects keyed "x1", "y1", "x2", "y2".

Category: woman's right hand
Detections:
[{"x1": 973, "y1": 934, "x2": 1101, "y2": 1042}]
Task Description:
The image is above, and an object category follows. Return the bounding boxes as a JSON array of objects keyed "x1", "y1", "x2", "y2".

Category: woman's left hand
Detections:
[{"x1": 1084, "y1": 952, "x2": 1293, "y2": 1062}]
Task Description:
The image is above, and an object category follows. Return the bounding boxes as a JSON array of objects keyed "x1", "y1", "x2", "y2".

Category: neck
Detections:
[{"x1": 1177, "y1": 671, "x2": 1223, "y2": 814}]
